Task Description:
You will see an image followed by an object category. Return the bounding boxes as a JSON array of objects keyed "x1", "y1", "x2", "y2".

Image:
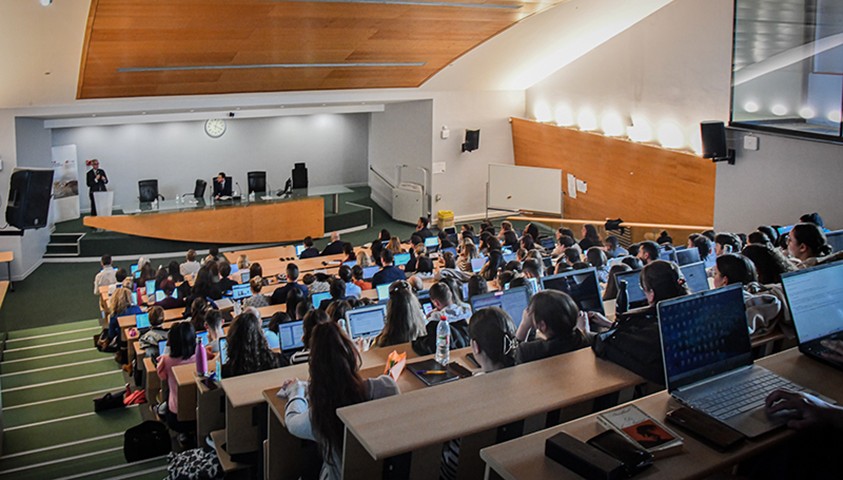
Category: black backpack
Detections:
[
  {"x1": 592, "y1": 311, "x2": 665, "y2": 385},
  {"x1": 124, "y1": 421, "x2": 171, "y2": 462},
  {"x1": 411, "y1": 320, "x2": 470, "y2": 356}
]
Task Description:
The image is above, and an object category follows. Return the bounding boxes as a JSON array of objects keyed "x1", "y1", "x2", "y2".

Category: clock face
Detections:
[{"x1": 204, "y1": 119, "x2": 226, "y2": 138}]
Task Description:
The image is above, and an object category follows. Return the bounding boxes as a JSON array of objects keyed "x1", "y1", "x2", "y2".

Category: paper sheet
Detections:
[
  {"x1": 567, "y1": 173, "x2": 577, "y2": 199},
  {"x1": 576, "y1": 179, "x2": 587, "y2": 193}
]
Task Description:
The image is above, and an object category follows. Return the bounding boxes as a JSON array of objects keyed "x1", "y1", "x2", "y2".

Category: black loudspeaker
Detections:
[
  {"x1": 462, "y1": 129, "x2": 480, "y2": 152},
  {"x1": 193, "y1": 179, "x2": 207, "y2": 198},
  {"x1": 292, "y1": 163, "x2": 308, "y2": 189},
  {"x1": 700, "y1": 121, "x2": 727, "y2": 158},
  {"x1": 247, "y1": 171, "x2": 267, "y2": 194},
  {"x1": 6, "y1": 168, "x2": 54, "y2": 230},
  {"x1": 138, "y1": 179, "x2": 159, "y2": 203}
]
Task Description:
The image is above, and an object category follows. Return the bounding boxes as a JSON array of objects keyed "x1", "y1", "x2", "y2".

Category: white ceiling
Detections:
[{"x1": 0, "y1": 0, "x2": 672, "y2": 112}]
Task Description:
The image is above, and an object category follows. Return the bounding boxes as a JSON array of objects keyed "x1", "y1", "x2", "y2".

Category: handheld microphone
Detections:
[{"x1": 235, "y1": 181, "x2": 242, "y2": 196}]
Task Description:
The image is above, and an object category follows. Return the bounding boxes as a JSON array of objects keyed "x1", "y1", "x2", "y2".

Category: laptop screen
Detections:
[
  {"x1": 343, "y1": 260, "x2": 357, "y2": 267},
  {"x1": 135, "y1": 313, "x2": 150, "y2": 329},
  {"x1": 219, "y1": 338, "x2": 228, "y2": 365},
  {"x1": 658, "y1": 284, "x2": 751, "y2": 392},
  {"x1": 196, "y1": 331, "x2": 209, "y2": 346},
  {"x1": 424, "y1": 236, "x2": 439, "y2": 248},
  {"x1": 680, "y1": 262, "x2": 710, "y2": 294},
  {"x1": 158, "y1": 340, "x2": 167, "y2": 356},
  {"x1": 540, "y1": 237, "x2": 556, "y2": 250},
  {"x1": 278, "y1": 320, "x2": 305, "y2": 351},
  {"x1": 231, "y1": 283, "x2": 252, "y2": 300},
  {"x1": 240, "y1": 271, "x2": 250, "y2": 283},
  {"x1": 155, "y1": 290, "x2": 166, "y2": 302},
  {"x1": 393, "y1": 253, "x2": 411, "y2": 267},
  {"x1": 376, "y1": 283, "x2": 390, "y2": 301},
  {"x1": 675, "y1": 248, "x2": 701, "y2": 266},
  {"x1": 130, "y1": 264, "x2": 139, "y2": 274},
  {"x1": 471, "y1": 257, "x2": 487, "y2": 273},
  {"x1": 441, "y1": 247, "x2": 457, "y2": 258},
  {"x1": 263, "y1": 328, "x2": 280, "y2": 350},
  {"x1": 362, "y1": 266, "x2": 380, "y2": 280},
  {"x1": 540, "y1": 268, "x2": 605, "y2": 314},
  {"x1": 311, "y1": 291, "x2": 332, "y2": 309},
  {"x1": 346, "y1": 304, "x2": 387, "y2": 339},
  {"x1": 502, "y1": 252, "x2": 517, "y2": 263},
  {"x1": 295, "y1": 244, "x2": 305, "y2": 257},
  {"x1": 781, "y1": 262, "x2": 843, "y2": 344},
  {"x1": 826, "y1": 229, "x2": 843, "y2": 253},
  {"x1": 416, "y1": 290, "x2": 434, "y2": 316},
  {"x1": 145, "y1": 280, "x2": 156, "y2": 296},
  {"x1": 658, "y1": 247, "x2": 678, "y2": 264},
  {"x1": 131, "y1": 292, "x2": 138, "y2": 305},
  {"x1": 614, "y1": 269, "x2": 647, "y2": 306},
  {"x1": 469, "y1": 286, "x2": 530, "y2": 328}
]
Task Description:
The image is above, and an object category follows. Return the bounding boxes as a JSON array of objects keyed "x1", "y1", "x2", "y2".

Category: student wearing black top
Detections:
[
  {"x1": 299, "y1": 236, "x2": 320, "y2": 259},
  {"x1": 522, "y1": 223, "x2": 540, "y2": 243},
  {"x1": 271, "y1": 263, "x2": 308, "y2": 305},
  {"x1": 217, "y1": 262, "x2": 238, "y2": 295},
  {"x1": 321, "y1": 232, "x2": 345, "y2": 256},
  {"x1": 637, "y1": 240, "x2": 660, "y2": 265},
  {"x1": 438, "y1": 230, "x2": 455, "y2": 250},
  {"x1": 414, "y1": 216, "x2": 434, "y2": 242},
  {"x1": 371, "y1": 229, "x2": 390, "y2": 267},
  {"x1": 498, "y1": 221, "x2": 519, "y2": 249},
  {"x1": 513, "y1": 290, "x2": 590, "y2": 364},
  {"x1": 371, "y1": 250, "x2": 406, "y2": 287}
]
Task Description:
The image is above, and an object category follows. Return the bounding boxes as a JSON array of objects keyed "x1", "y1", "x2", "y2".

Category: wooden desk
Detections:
[
  {"x1": 143, "y1": 356, "x2": 161, "y2": 406},
  {"x1": 479, "y1": 348, "x2": 843, "y2": 480},
  {"x1": 0, "y1": 281, "x2": 9, "y2": 309},
  {"x1": 338, "y1": 348, "x2": 645, "y2": 479},
  {"x1": 224, "y1": 245, "x2": 297, "y2": 264},
  {"x1": 84, "y1": 196, "x2": 324, "y2": 244},
  {"x1": 0, "y1": 251, "x2": 13, "y2": 291}
]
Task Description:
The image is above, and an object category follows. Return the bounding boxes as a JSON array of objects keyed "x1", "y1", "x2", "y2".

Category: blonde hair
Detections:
[
  {"x1": 387, "y1": 236, "x2": 402, "y2": 254},
  {"x1": 237, "y1": 254, "x2": 250, "y2": 270},
  {"x1": 109, "y1": 283, "x2": 133, "y2": 318},
  {"x1": 250, "y1": 276, "x2": 263, "y2": 293}
]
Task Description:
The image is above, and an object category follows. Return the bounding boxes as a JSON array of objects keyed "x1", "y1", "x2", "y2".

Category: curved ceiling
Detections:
[{"x1": 77, "y1": 0, "x2": 565, "y2": 99}]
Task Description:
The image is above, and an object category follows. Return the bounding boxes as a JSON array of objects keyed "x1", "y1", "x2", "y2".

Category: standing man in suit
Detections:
[
  {"x1": 86, "y1": 159, "x2": 108, "y2": 216},
  {"x1": 212, "y1": 172, "x2": 231, "y2": 200}
]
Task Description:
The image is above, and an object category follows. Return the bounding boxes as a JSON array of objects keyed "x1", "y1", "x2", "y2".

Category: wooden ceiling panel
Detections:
[{"x1": 78, "y1": 0, "x2": 565, "y2": 99}]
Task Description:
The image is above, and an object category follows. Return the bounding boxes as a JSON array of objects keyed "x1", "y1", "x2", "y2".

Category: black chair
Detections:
[
  {"x1": 247, "y1": 171, "x2": 267, "y2": 195},
  {"x1": 292, "y1": 163, "x2": 308, "y2": 189},
  {"x1": 138, "y1": 179, "x2": 163, "y2": 203},
  {"x1": 183, "y1": 179, "x2": 207, "y2": 201}
]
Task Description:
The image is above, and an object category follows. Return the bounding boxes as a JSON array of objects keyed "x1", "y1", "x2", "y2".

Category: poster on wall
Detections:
[{"x1": 51, "y1": 144, "x2": 80, "y2": 224}]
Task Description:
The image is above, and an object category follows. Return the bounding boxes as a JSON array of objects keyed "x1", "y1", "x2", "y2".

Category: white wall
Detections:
[
  {"x1": 368, "y1": 101, "x2": 433, "y2": 216},
  {"x1": 52, "y1": 113, "x2": 370, "y2": 211},
  {"x1": 525, "y1": 0, "x2": 733, "y2": 152},
  {"x1": 715, "y1": 131, "x2": 843, "y2": 232}
]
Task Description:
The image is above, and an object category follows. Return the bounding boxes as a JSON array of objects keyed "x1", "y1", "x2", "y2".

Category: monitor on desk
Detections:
[
  {"x1": 540, "y1": 268, "x2": 605, "y2": 314},
  {"x1": 470, "y1": 286, "x2": 530, "y2": 328},
  {"x1": 346, "y1": 304, "x2": 387, "y2": 339},
  {"x1": 278, "y1": 321, "x2": 305, "y2": 351}
]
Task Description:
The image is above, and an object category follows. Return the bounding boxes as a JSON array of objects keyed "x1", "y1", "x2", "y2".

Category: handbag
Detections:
[
  {"x1": 94, "y1": 386, "x2": 128, "y2": 412},
  {"x1": 124, "y1": 421, "x2": 171, "y2": 462}
]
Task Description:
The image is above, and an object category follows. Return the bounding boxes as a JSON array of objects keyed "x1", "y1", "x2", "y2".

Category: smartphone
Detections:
[{"x1": 586, "y1": 430, "x2": 653, "y2": 475}]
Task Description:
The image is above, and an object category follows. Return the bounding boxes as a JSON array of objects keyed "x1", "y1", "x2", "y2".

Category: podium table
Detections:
[{"x1": 92, "y1": 191, "x2": 114, "y2": 217}]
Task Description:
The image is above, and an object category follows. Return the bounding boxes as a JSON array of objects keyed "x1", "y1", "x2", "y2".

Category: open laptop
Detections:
[
  {"x1": 658, "y1": 284, "x2": 805, "y2": 438},
  {"x1": 541, "y1": 268, "x2": 605, "y2": 315},
  {"x1": 680, "y1": 261, "x2": 710, "y2": 294},
  {"x1": 540, "y1": 236, "x2": 556, "y2": 251},
  {"x1": 781, "y1": 262, "x2": 843, "y2": 370},
  {"x1": 374, "y1": 283, "x2": 390, "y2": 302},
  {"x1": 240, "y1": 271, "x2": 250, "y2": 284},
  {"x1": 294, "y1": 244, "x2": 306, "y2": 257},
  {"x1": 135, "y1": 312, "x2": 151, "y2": 330},
  {"x1": 826, "y1": 229, "x2": 843, "y2": 253},
  {"x1": 675, "y1": 247, "x2": 701, "y2": 266},
  {"x1": 658, "y1": 246, "x2": 678, "y2": 264},
  {"x1": 219, "y1": 338, "x2": 228, "y2": 365},
  {"x1": 278, "y1": 320, "x2": 305, "y2": 351},
  {"x1": 263, "y1": 327, "x2": 280, "y2": 350},
  {"x1": 441, "y1": 247, "x2": 457, "y2": 258},
  {"x1": 469, "y1": 286, "x2": 530, "y2": 328},
  {"x1": 345, "y1": 304, "x2": 387, "y2": 340},
  {"x1": 196, "y1": 331, "x2": 209, "y2": 346},
  {"x1": 394, "y1": 252, "x2": 411, "y2": 267},
  {"x1": 361, "y1": 265, "x2": 380, "y2": 281},
  {"x1": 145, "y1": 279, "x2": 156, "y2": 297},
  {"x1": 417, "y1": 290, "x2": 435, "y2": 316},
  {"x1": 424, "y1": 236, "x2": 439, "y2": 253},
  {"x1": 614, "y1": 269, "x2": 648, "y2": 309},
  {"x1": 470, "y1": 256, "x2": 487, "y2": 273},
  {"x1": 231, "y1": 283, "x2": 252, "y2": 300},
  {"x1": 311, "y1": 291, "x2": 332, "y2": 309}
]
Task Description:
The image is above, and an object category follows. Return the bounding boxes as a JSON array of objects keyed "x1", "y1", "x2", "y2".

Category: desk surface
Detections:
[
  {"x1": 0, "y1": 251, "x2": 13, "y2": 263},
  {"x1": 338, "y1": 347, "x2": 644, "y2": 460},
  {"x1": 480, "y1": 348, "x2": 843, "y2": 480}
]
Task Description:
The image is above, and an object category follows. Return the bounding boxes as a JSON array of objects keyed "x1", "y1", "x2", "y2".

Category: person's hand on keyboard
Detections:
[
  {"x1": 765, "y1": 388, "x2": 843, "y2": 430},
  {"x1": 820, "y1": 339, "x2": 843, "y2": 365}
]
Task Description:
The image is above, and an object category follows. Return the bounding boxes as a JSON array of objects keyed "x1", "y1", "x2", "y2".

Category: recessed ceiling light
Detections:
[{"x1": 40, "y1": 0, "x2": 52, "y2": 6}]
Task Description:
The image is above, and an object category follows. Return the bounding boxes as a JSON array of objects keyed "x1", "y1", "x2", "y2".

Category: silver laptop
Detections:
[
  {"x1": 781, "y1": 261, "x2": 843, "y2": 371},
  {"x1": 657, "y1": 284, "x2": 804, "y2": 438}
]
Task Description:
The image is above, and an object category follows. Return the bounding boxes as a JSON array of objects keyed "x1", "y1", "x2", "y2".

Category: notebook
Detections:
[
  {"x1": 781, "y1": 262, "x2": 843, "y2": 371},
  {"x1": 469, "y1": 286, "x2": 530, "y2": 328},
  {"x1": 311, "y1": 291, "x2": 332, "y2": 309},
  {"x1": 540, "y1": 267, "x2": 605, "y2": 315},
  {"x1": 231, "y1": 283, "x2": 252, "y2": 300},
  {"x1": 407, "y1": 358, "x2": 462, "y2": 387},
  {"x1": 345, "y1": 304, "x2": 387, "y2": 339},
  {"x1": 675, "y1": 248, "x2": 701, "y2": 266},
  {"x1": 679, "y1": 261, "x2": 710, "y2": 294},
  {"x1": 614, "y1": 269, "x2": 648, "y2": 309},
  {"x1": 658, "y1": 284, "x2": 805, "y2": 438},
  {"x1": 278, "y1": 320, "x2": 305, "y2": 351}
]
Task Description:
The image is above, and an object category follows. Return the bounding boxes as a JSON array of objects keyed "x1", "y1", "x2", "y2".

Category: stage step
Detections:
[{"x1": 45, "y1": 232, "x2": 85, "y2": 257}]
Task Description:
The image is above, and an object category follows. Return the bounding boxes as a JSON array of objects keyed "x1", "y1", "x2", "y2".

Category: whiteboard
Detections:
[{"x1": 487, "y1": 164, "x2": 562, "y2": 214}]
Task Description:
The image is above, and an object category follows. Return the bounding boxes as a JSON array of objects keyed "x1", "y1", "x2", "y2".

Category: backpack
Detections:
[
  {"x1": 411, "y1": 320, "x2": 470, "y2": 356},
  {"x1": 124, "y1": 421, "x2": 171, "y2": 462},
  {"x1": 592, "y1": 310, "x2": 665, "y2": 385}
]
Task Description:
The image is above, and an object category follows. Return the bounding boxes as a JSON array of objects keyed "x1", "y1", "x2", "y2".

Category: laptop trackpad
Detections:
[{"x1": 729, "y1": 407, "x2": 787, "y2": 438}]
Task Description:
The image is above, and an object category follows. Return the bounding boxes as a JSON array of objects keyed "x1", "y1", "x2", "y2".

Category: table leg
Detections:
[{"x1": 8, "y1": 263, "x2": 12, "y2": 292}]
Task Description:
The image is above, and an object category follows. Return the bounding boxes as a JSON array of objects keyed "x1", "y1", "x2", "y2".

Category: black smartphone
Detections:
[{"x1": 586, "y1": 430, "x2": 653, "y2": 475}]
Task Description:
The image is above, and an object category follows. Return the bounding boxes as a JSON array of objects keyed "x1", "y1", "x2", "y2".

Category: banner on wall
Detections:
[{"x1": 50, "y1": 144, "x2": 80, "y2": 224}]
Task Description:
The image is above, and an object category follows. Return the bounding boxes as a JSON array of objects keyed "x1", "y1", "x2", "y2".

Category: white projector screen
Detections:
[{"x1": 487, "y1": 164, "x2": 562, "y2": 214}]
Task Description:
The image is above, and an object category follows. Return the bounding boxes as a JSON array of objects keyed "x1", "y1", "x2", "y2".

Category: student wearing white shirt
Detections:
[
  {"x1": 179, "y1": 249, "x2": 201, "y2": 277},
  {"x1": 93, "y1": 254, "x2": 117, "y2": 323}
]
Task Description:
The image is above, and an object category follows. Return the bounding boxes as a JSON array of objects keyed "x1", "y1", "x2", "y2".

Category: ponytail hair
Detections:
[
  {"x1": 468, "y1": 307, "x2": 517, "y2": 369},
  {"x1": 790, "y1": 223, "x2": 832, "y2": 257},
  {"x1": 640, "y1": 260, "x2": 689, "y2": 303}
]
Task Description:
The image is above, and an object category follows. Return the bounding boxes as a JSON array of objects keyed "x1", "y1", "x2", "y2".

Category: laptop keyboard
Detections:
[{"x1": 690, "y1": 370, "x2": 801, "y2": 420}]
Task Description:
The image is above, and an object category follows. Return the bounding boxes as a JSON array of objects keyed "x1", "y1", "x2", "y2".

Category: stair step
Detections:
[{"x1": 46, "y1": 245, "x2": 79, "y2": 255}]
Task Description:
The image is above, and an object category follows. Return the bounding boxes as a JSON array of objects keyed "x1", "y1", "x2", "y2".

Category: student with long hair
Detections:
[
  {"x1": 579, "y1": 224, "x2": 602, "y2": 251},
  {"x1": 290, "y1": 309, "x2": 332, "y2": 364},
  {"x1": 101, "y1": 278, "x2": 143, "y2": 348},
  {"x1": 222, "y1": 310, "x2": 286, "y2": 378},
  {"x1": 157, "y1": 322, "x2": 196, "y2": 435},
  {"x1": 281, "y1": 322, "x2": 400, "y2": 479},
  {"x1": 713, "y1": 253, "x2": 784, "y2": 336},
  {"x1": 374, "y1": 281, "x2": 426, "y2": 348},
  {"x1": 742, "y1": 243, "x2": 796, "y2": 284},
  {"x1": 513, "y1": 290, "x2": 590, "y2": 364}
]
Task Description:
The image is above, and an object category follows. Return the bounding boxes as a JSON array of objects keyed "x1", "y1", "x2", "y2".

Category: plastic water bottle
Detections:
[
  {"x1": 435, "y1": 314, "x2": 450, "y2": 365},
  {"x1": 616, "y1": 279, "x2": 629, "y2": 315},
  {"x1": 195, "y1": 337, "x2": 208, "y2": 375}
]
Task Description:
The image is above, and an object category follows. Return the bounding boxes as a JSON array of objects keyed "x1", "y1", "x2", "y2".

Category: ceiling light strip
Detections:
[
  {"x1": 277, "y1": 0, "x2": 521, "y2": 9},
  {"x1": 118, "y1": 62, "x2": 425, "y2": 73}
]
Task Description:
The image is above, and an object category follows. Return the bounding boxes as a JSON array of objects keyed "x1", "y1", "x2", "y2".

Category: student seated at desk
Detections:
[
  {"x1": 350, "y1": 265, "x2": 372, "y2": 291},
  {"x1": 204, "y1": 309, "x2": 226, "y2": 354},
  {"x1": 287, "y1": 289, "x2": 307, "y2": 320},
  {"x1": 321, "y1": 232, "x2": 345, "y2": 256},
  {"x1": 157, "y1": 322, "x2": 196, "y2": 439},
  {"x1": 93, "y1": 254, "x2": 117, "y2": 320},
  {"x1": 280, "y1": 322, "x2": 400, "y2": 480},
  {"x1": 742, "y1": 243, "x2": 796, "y2": 285},
  {"x1": 604, "y1": 235, "x2": 628, "y2": 259},
  {"x1": 243, "y1": 276, "x2": 269, "y2": 308},
  {"x1": 413, "y1": 282, "x2": 470, "y2": 355},
  {"x1": 217, "y1": 261, "x2": 238, "y2": 294},
  {"x1": 99, "y1": 279, "x2": 143, "y2": 351},
  {"x1": 154, "y1": 279, "x2": 184, "y2": 310},
  {"x1": 405, "y1": 243, "x2": 434, "y2": 275},
  {"x1": 457, "y1": 240, "x2": 480, "y2": 273},
  {"x1": 513, "y1": 290, "x2": 590, "y2": 365},
  {"x1": 787, "y1": 222, "x2": 833, "y2": 268},
  {"x1": 180, "y1": 249, "x2": 201, "y2": 277},
  {"x1": 270, "y1": 263, "x2": 308, "y2": 305},
  {"x1": 338, "y1": 265, "x2": 361, "y2": 299},
  {"x1": 370, "y1": 229, "x2": 390, "y2": 267},
  {"x1": 223, "y1": 309, "x2": 288, "y2": 378},
  {"x1": 341, "y1": 242, "x2": 356, "y2": 264},
  {"x1": 498, "y1": 221, "x2": 519, "y2": 249},
  {"x1": 290, "y1": 309, "x2": 331, "y2": 364},
  {"x1": 299, "y1": 236, "x2": 320, "y2": 259},
  {"x1": 714, "y1": 253, "x2": 783, "y2": 336},
  {"x1": 139, "y1": 306, "x2": 168, "y2": 357},
  {"x1": 586, "y1": 247, "x2": 610, "y2": 284},
  {"x1": 602, "y1": 263, "x2": 632, "y2": 301},
  {"x1": 373, "y1": 280, "x2": 426, "y2": 349},
  {"x1": 591, "y1": 260, "x2": 688, "y2": 383},
  {"x1": 190, "y1": 264, "x2": 222, "y2": 302},
  {"x1": 372, "y1": 250, "x2": 406, "y2": 287},
  {"x1": 467, "y1": 274, "x2": 488, "y2": 298}
]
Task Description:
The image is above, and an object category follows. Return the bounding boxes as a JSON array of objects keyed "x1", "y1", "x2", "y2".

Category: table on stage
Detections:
[{"x1": 82, "y1": 186, "x2": 351, "y2": 244}]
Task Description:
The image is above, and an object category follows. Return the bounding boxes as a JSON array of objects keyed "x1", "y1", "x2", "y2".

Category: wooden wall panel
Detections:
[{"x1": 511, "y1": 118, "x2": 715, "y2": 226}]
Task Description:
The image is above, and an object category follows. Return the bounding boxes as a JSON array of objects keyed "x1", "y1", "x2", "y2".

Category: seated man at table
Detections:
[
  {"x1": 298, "y1": 236, "x2": 320, "y2": 259},
  {"x1": 179, "y1": 249, "x2": 200, "y2": 277},
  {"x1": 372, "y1": 250, "x2": 406, "y2": 287},
  {"x1": 212, "y1": 172, "x2": 231, "y2": 200},
  {"x1": 270, "y1": 263, "x2": 308, "y2": 305},
  {"x1": 413, "y1": 216, "x2": 434, "y2": 244},
  {"x1": 320, "y1": 231, "x2": 345, "y2": 256}
]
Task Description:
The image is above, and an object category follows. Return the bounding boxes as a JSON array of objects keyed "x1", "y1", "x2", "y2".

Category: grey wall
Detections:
[
  {"x1": 714, "y1": 131, "x2": 843, "y2": 232},
  {"x1": 52, "y1": 113, "x2": 370, "y2": 211}
]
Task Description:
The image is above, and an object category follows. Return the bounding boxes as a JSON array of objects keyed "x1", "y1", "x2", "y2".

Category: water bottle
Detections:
[
  {"x1": 195, "y1": 337, "x2": 208, "y2": 375},
  {"x1": 616, "y1": 279, "x2": 629, "y2": 315},
  {"x1": 435, "y1": 314, "x2": 450, "y2": 365}
]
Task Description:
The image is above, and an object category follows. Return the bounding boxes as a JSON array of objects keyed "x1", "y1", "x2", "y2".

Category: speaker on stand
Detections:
[{"x1": 5, "y1": 168, "x2": 54, "y2": 230}]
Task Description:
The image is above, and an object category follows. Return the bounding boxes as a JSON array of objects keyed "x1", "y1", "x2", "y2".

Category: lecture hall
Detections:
[{"x1": 0, "y1": 0, "x2": 842, "y2": 479}]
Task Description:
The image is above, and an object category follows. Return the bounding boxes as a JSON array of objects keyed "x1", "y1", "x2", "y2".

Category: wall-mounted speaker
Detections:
[
  {"x1": 5, "y1": 168, "x2": 54, "y2": 230},
  {"x1": 462, "y1": 129, "x2": 480, "y2": 152},
  {"x1": 700, "y1": 121, "x2": 735, "y2": 165}
]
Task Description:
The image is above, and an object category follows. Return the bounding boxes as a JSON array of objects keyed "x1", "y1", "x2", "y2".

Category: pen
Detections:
[{"x1": 418, "y1": 370, "x2": 447, "y2": 375}]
